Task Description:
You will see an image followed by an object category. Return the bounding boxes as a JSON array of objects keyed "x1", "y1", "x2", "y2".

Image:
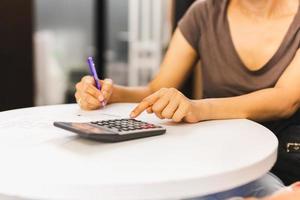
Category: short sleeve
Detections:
[{"x1": 178, "y1": 1, "x2": 204, "y2": 54}]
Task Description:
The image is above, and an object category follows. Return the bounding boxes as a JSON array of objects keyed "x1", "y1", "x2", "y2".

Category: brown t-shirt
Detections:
[{"x1": 178, "y1": 0, "x2": 300, "y2": 99}]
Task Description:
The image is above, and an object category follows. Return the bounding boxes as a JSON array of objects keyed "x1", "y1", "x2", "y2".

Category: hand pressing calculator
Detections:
[{"x1": 54, "y1": 119, "x2": 166, "y2": 142}]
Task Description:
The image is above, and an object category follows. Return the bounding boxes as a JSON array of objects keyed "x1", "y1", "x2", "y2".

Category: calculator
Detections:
[{"x1": 54, "y1": 119, "x2": 166, "y2": 142}]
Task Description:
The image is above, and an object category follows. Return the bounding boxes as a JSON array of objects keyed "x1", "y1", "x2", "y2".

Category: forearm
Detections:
[
  {"x1": 109, "y1": 29, "x2": 198, "y2": 104},
  {"x1": 109, "y1": 85, "x2": 153, "y2": 103},
  {"x1": 196, "y1": 88, "x2": 300, "y2": 122}
]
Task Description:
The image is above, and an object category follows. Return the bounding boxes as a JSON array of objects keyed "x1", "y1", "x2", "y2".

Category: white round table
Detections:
[{"x1": 0, "y1": 103, "x2": 278, "y2": 200}]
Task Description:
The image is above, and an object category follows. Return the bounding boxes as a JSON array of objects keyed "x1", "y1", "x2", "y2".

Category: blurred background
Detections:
[{"x1": 0, "y1": 0, "x2": 196, "y2": 111}]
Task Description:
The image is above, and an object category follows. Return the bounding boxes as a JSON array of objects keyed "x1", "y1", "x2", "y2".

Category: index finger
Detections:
[{"x1": 130, "y1": 92, "x2": 160, "y2": 118}]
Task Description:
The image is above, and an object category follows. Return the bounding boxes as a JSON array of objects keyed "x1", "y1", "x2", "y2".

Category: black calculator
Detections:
[{"x1": 54, "y1": 119, "x2": 166, "y2": 142}]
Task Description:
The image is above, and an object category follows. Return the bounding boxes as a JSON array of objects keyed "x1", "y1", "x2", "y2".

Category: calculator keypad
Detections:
[{"x1": 90, "y1": 119, "x2": 163, "y2": 134}]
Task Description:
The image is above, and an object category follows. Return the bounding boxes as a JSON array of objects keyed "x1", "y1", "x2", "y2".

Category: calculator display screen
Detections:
[{"x1": 70, "y1": 123, "x2": 110, "y2": 134}]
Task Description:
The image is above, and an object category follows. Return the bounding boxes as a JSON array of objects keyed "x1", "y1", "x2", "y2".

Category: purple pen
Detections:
[{"x1": 87, "y1": 57, "x2": 106, "y2": 107}]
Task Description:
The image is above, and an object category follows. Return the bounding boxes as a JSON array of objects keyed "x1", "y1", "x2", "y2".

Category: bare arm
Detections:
[
  {"x1": 131, "y1": 50, "x2": 300, "y2": 123},
  {"x1": 109, "y1": 29, "x2": 198, "y2": 103},
  {"x1": 195, "y1": 50, "x2": 300, "y2": 122}
]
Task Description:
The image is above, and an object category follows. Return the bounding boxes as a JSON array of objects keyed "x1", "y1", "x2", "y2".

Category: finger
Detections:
[
  {"x1": 75, "y1": 82, "x2": 82, "y2": 92},
  {"x1": 76, "y1": 82, "x2": 105, "y2": 107},
  {"x1": 75, "y1": 91, "x2": 80, "y2": 101},
  {"x1": 77, "y1": 95, "x2": 90, "y2": 110},
  {"x1": 151, "y1": 95, "x2": 171, "y2": 116},
  {"x1": 82, "y1": 101, "x2": 100, "y2": 110},
  {"x1": 154, "y1": 112, "x2": 165, "y2": 119},
  {"x1": 85, "y1": 84, "x2": 103, "y2": 101},
  {"x1": 130, "y1": 92, "x2": 161, "y2": 118},
  {"x1": 161, "y1": 98, "x2": 180, "y2": 119},
  {"x1": 172, "y1": 102, "x2": 189, "y2": 122},
  {"x1": 82, "y1": 82, "x2": 104, "y2": 103},
  {"x1": 130, "y1": 88, "x2": 171, "y2": 118},
  {"x1": 101, "y1": 79, "x2": 113, "y2": 101},
  {"x1": 81, "y1": 93, "x2": 101, "y2": 110},
  {"x1": 146, "y1": 107, "x2": 153, "y2": 114},
  {"x1": 82, "y1": 83, "x2": 90, "y2": 93},
  {"x1": 82, "y1": 76, "x2": 95, "y2": 85},
  {"x1": 75, "y1": 92, "x2": 82, "y2": 106},
  {"x1": 76, "y1": 85, "x2": 99, "y2": 110},
  {"x1": 80, "y1": 100, "x2": 97, "y2": 110}
]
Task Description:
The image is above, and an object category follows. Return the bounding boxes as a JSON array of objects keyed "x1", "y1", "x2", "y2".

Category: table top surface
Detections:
[{"x1": 0, "y1": 104, "x2": 278, "y2": 200}]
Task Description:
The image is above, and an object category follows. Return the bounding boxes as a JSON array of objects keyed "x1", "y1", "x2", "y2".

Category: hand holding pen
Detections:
[{"x1": 75, "y1": 57, "x2": 114, "y2": 110}]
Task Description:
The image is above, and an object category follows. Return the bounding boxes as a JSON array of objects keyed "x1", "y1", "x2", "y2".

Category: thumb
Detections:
[{"x1": 101, "y1": 79, "x2": 114, "y2": 101}]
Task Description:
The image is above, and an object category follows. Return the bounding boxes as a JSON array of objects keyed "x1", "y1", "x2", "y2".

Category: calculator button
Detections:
[{"x1": 89, "y1": 119, "x2": 164, "y2": 135}]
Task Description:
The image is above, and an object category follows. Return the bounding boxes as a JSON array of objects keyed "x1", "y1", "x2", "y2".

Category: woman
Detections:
[{"x1": 75, "y1": 0, "x2": 300, "y2": 197}]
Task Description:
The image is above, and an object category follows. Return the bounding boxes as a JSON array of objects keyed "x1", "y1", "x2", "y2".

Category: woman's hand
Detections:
[
  {"x1": 130, "y1": 88, "x2": 200, "y2": 123},
  {"x1": 75, "y1": 76, "x2": 113, "y2": 110}
]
